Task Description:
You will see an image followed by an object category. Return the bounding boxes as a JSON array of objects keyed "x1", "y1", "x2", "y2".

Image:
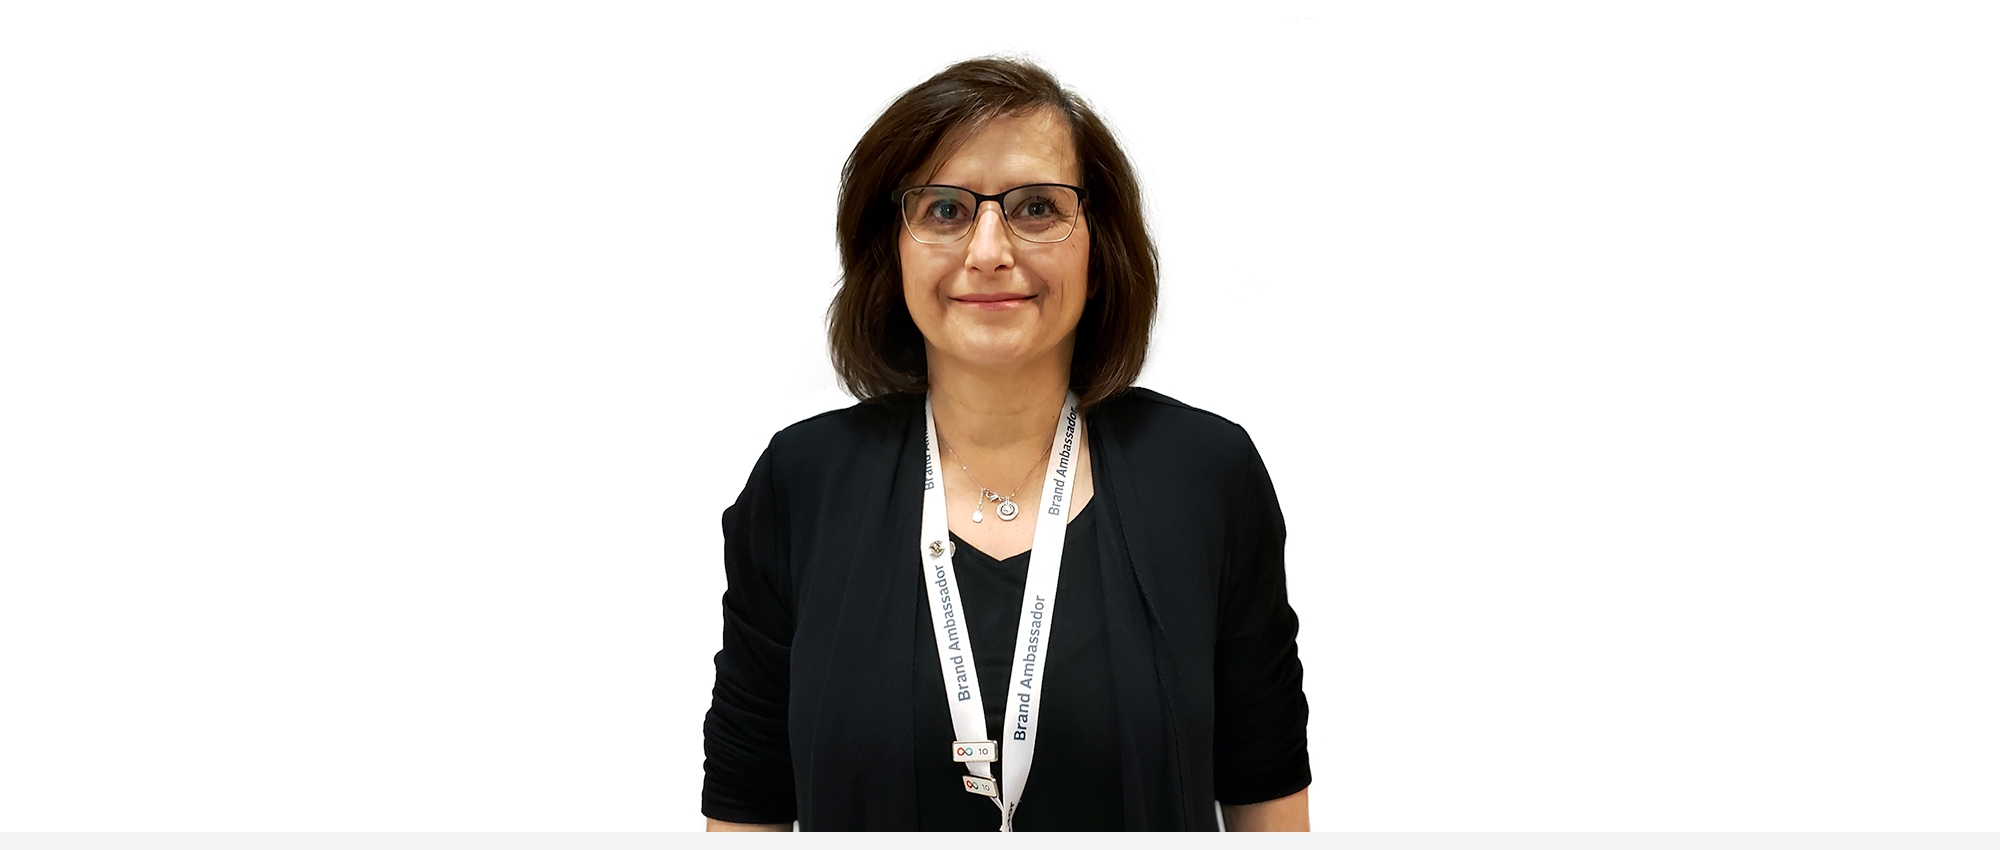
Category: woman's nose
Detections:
[{"x1": 964, "y1": 201, "x2": 1015, "y2": 268}]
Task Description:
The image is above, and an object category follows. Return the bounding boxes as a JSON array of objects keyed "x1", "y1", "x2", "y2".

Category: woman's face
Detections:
[{"x1": 899, "y1": 109, "x2": 1091, "y2": 376}]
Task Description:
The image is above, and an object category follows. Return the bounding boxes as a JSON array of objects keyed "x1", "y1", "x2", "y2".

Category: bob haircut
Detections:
[{"x1": 828, "y1": 56, "x2": 1158, "y2": 413}]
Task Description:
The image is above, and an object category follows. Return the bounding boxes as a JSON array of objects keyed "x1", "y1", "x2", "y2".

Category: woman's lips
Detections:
[{"x1": 955, "y1": 293, "x2": 1034, "y2": 311}]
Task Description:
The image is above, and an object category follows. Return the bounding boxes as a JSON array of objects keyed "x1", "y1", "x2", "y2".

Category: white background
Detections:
[{"x1": 2, "y1": 0, "x2": 1995, "y2": 832}]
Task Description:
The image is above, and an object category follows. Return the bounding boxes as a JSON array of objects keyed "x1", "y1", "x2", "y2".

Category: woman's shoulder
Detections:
[
  {"x1": 753, "y1": 393, "x2": 921, "y2": 483},
  {"x1": 1097, "y1": 385, "x2": 1245, "y2": 425},
  {"x1": 1094, "y1": 386, "x2": 1258, "y2": 455},
  {"x1": 770, "y1": 392, "x2": 917, "y2": 445}
]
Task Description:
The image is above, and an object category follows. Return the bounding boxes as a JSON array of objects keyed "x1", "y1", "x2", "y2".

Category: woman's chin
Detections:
[{"x1": 939, "y1": 342, "x2": 1048, "y2": 373}]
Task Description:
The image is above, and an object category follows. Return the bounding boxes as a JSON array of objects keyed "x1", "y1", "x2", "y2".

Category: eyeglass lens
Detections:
[{"x1": 900, "y1": 185, "x2": 1081, "y2": 244}]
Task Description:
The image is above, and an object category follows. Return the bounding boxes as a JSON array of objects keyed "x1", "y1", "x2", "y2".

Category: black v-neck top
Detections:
[
  {"x1": 913, "y1": 500, "x2": 1121, "y2": 831},
  {"x1": 702, "y1": 389, "x2": 1312, "y2": 831}
]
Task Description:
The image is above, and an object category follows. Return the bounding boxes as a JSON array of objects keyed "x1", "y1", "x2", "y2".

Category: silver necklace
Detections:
[{"x1": 938, "y1": 436, "x2": 1052, "y2": 523}]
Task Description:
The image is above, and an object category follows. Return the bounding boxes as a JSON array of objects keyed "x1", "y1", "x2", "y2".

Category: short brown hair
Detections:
[{"x1": 827, "y1": 57, "x2": 1158, "y2": 413}]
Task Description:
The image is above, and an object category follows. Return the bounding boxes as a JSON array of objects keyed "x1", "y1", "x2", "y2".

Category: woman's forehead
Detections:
[{"x1": 918, "y1": 109, "x2": 1079, "y2": 190}]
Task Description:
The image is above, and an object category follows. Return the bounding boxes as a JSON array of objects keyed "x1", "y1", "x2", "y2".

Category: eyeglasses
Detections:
[{"x1": 892, "y1": 183, "x2": 1089, "y2": 245}]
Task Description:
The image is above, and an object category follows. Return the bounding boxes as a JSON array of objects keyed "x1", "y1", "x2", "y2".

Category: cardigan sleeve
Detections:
[
  {"x1": 701, "y1": 441, "x2": 799, "y2": 824},
  {"x1": 1212, "y1": 431, "x2": 1312, "y2": 805}
]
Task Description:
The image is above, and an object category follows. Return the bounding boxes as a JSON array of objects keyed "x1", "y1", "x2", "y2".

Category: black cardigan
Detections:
[{"x1": 702, "y1": 387, "x2": 1310, "y2": 830}]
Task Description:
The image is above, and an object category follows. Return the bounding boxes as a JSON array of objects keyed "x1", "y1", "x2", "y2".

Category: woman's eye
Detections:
[
  {"x1": 926, "y1": 201, "x2": 963, "y2": 221},
  {"x1": 1013, "y1": 197, "x2": 1057, "y2": 219}
]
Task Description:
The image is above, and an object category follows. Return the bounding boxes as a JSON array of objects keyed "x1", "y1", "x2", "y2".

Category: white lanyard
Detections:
[{"x1": 919, "y1": 391, "x2": 1081, "y2": 832}]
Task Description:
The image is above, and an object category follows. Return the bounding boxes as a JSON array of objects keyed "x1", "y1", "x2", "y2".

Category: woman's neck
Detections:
[{"x1": 925, "y1": 345, "x2": 1073, "y2": 456}]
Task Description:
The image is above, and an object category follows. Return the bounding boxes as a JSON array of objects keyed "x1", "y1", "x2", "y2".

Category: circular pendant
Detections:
[{"x1": 996, "y1": 499, "x2": 1020, "y2": 521}]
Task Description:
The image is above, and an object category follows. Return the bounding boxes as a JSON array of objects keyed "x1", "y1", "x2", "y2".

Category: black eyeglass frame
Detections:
[{"x1": 890, "y1": 182, "x2": 1092, "y2": 244}]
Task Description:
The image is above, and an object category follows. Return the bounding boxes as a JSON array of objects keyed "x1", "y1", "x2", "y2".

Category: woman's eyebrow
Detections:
[{"x1": 923, "y1": 177, "x2": 1070, "y2": 193}]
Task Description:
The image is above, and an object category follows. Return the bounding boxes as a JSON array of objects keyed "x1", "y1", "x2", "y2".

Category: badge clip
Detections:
[{"x1": 961, "y1": 774, "x2": 998, "y2": 798}]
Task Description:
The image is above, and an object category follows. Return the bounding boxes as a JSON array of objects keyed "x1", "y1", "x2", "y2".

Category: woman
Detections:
[{"x1": 702, "y1": 57, "x2": 1309, "y2": 832}]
